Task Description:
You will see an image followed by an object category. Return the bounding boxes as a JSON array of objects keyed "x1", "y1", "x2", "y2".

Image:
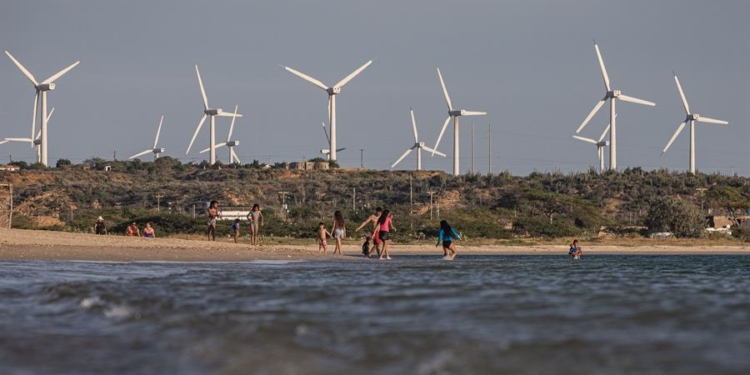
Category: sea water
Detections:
[{"x1": 1, "y1": 255, "x2": 749, "y2": 375}]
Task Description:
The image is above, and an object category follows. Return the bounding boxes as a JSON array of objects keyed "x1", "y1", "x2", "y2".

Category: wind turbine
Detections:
[
  {"x1": 662, "y1": 73, "x2": 729, "y2": 175},
  {"x1": 392, "y1": 108, "x2": 446, "y2": 170},
  {"x1": 186, "y1": 65, "x2": 242, "y2": 165},
  {"x1": 200, "y1": 105, "x2": 242, "y2": 164},
  {"x1": 282, "y1": 59, "x2": 373, "y2": 162},
  {"x1": 433, "y1": 68, "x2": 487, "y2": 176},
  {"x1": 572, "y1": 116, "x2": 613, "y2": 174},
  {"x1": 129, "y1": 116, "x2": 166, "y2": 160},
  {"x1": 575, "y1": 41, "x2": 656, "y2": 172},
  {"x1": 5, "y1": 51, "x2": 79, "y2": 167},
  {"x1": 2, "y1": 108, "x2": 55, "y2": 164},
  {"x1": 320, "y1": 121, "x2": 345, "y2": 161}
]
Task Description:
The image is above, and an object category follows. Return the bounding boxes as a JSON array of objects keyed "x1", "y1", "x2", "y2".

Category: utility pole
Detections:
[
  {"x1": 155, "y1": 193, "x2": 163, "y2": 211},
  {"x1": 471, "y1": 122, "x2": 475, "y2": 174},
  {"x1": 409, "y1": 174, "x2": 413, "y2": 230},
  {"x1": 428, "y1": 191, "x2": 435, "y2": 220},
  {"x1": 488, "y1": 123, "x2": 492, "y2": 174},
  {"x1": 352, "y1": 188, "x2": 356, "y2": 212},
  {"x1": 360, "y1": 149, "x2": 364, "y2": 169}
]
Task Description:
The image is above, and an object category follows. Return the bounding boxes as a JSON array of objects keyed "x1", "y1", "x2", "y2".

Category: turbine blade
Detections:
[
  {"x1": 334, "y1": 60, "x2": 373, "y2": 88},
  {"x1": 0, "y1": 140, "x2": 8, "y2": 146},
  {"x1": 422, "y1": 146, "x2": 446, "y2": 157},
  {"x1": 673, "y1": 73, "x2": 691, "y2": 115},
  {"x1": 154, "y1": 115, "x2": 164, "y2": 149},
  {"x1": 336, "y1": 147, "x2": 346, "y2": 152},
  {"x1": 31, "y1": 92, "x2": 38, "y2": 143},
  {"x1": 462, "y1": 111, "x2": 487, "y2": 116},
  {"x1": 199, "y1": 143, "x2": 226, "y2": 154},
  {"x1": 598, "y1": 123, "x2": 611, "y2": 142},
  {"x1": 576, "y1": 98, "x2": 607, "y2": 133},
  {"x1": 410, "y1": 108, "x2": 418, "y2": 143},
  {"x1": 322, "y1": 122, "x2": 331, "y2": 144},
  {"x1": 45, "y1": 107, "x2": 55, "y2": 122},
  {"x1": 217, "y1": 112, "x2": 242, "y2": 118},
  {"x1": 433, "y1": 116, "x2": 452, "y2": 155},
  {"x1": 4, "y1": 51, "x2": 39, "y2": 85},
  {"x1": 572, "y1": 135, "x2": 598, "y2": 145},
  {"x1": 618, "y1": 94, "x2": 656, "y2": 107},
  {"x1": 228, "y1": 105, "x2": 239, "y2": 141},
  {"x1": 696, "y1": 116, "x2": 729, "y2": 125},
  {"x1": 129, "y1": 150, "x2": 153, "y2": 159},
  {"x1": 231, "y1": 149, "x2": 241, "y2": 164},
  {"x1": 41, "y1": 61, "x2": 80, "y2": 84},
  {"x1": 195, "y1": 65, "x2": 209, "y2": 110},
  {"x1": 283, "y1": 66, "x2": 328, "y2": 90},
  {"x1": 662, "y1": 121, "x2": 687, "y2": 154},
  {"x1": 35, "y1": 130, "x2": 41, "y2": 140},
  {"x1": 391, "y1": 149, "x2": 413, "y2": 169},
  {"x1": 186, "y1": 115, "x2": 207, "y2": 154},
  {"x1": 594, "y1": 43, "x2": 611, "y2": 91},
  {"x1": 4, "y1": 138, "x2": 34, "y2": 142},
  {"x1": 436, "y1": 68, "x2": 453, "y2": 111}
]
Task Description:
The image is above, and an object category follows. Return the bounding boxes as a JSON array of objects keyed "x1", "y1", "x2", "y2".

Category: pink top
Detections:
[{"x1": 379, "y1": 217, "x2": 391, "y2": 232}]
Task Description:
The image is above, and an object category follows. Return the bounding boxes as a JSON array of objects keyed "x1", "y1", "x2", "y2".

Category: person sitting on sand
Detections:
[
  {"x1": 569, "y1": 239, "x2": 583, "y2": 258},
  {"x1": 127, "y1": 222, "x2": 140, "y2": 237},
  {"x1": 143, "y1": 223, "x2": 155, "y2": 239},
  {"x1": 318, "y1": 222, "x2": 331, "y2": 253},
  {"x1": 95, "y1": 217, "x2": 107, "y2": 235},
  {"x1": 206, "y1": 200, "x2": 220, "y2": 241},
  {"x1": 436, "y1": 220, "x2": 461, "y2": 260}
]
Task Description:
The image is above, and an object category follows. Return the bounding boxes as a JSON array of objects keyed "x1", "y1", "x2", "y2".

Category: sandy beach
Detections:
[{"x1": 1, "y1": 228, "x2": 748, "y2": 262}]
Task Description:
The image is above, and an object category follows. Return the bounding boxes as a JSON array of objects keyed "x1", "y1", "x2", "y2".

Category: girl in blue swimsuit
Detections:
[{"x1": 246, "y1": 203, "x2": 264, "y2": 246}]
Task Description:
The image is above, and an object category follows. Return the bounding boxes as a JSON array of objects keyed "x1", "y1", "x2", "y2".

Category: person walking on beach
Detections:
[
  {"x1": 375, "y1": 209, "x2": 396, "y2": 260},
  {"x1": 206, "y1": 200, "x2": 220, "y2": 241},
  {"x1": 143, "y1": 223, "x2": 156, "y2": 239},
  {"x1": 231, "y1": 218, "x2": 241, "y2": 243},
  {"x1": 356, "y1": 207, "x2": 383, "y2": 257},
  {"x1": 95, "y1": 217, "x2": 107, "y2": 235},
  {"x1": 436, "y1": 220, "x2": 461, "y2": 260},
  {"x1": 331, "y1": 211, "x2": 346, "y2": 255},
  {"x1": 318, "y1": 222, "x2": 331, "y2": 253},
  {"x1": 246, "y1": 203, "x2": 264, "y2": 246},
  {"x1": 127, "y1": 222, "x2": 140, "y2": 237},
  {"x1": 569, "y1": 239, "x2": 583, "y2": 259}
]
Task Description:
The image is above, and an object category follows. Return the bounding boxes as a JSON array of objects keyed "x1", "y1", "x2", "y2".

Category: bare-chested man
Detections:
[{"x1": 356, "y1": 207, "x2": 382, "y2": 257}]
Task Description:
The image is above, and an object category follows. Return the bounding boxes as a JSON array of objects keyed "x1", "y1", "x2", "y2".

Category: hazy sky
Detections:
[{"x1": 1, "y1": 0, "x2": 748, "y2": 175}]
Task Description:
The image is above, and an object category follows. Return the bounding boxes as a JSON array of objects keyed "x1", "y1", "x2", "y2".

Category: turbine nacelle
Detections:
[
  {"x1": 607, "y1": 90, "x2": 621, "y2": 98},
  {"x1": 450, "y1": 110, "x2": 465, "y2": 117},
  {"x1": 154, "y1": 148, "x2": 165, "y2": 154},
  {"x1": 688, "y1": 113, "x2": 700, "y2": 121},
  {"x1": 327, "y1": 87, "x2": 342, "y2": 95},
  {"x1": 597, "y1": 141, "x2": 609, "y2": 147},
  {"x1": 36, "y1": 83, "x2": 55, "y2": 91},
  {"x1": 205, "y1": 108, "x2": 223, "y2": 116},
  {"x1": 226, "y1": 141, "x2": 239, "y2": 147}
]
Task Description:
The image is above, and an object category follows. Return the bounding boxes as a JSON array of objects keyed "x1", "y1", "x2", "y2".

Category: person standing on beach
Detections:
[
  {"x1": 143, "y1": 223, "x2": 156, "y2": 239},
  {"x1": 127, "y1": 222, "x2": 140, "y2": 237},
  {"x1": 206, "y1": 200, "x2": 220, "y2": 241},
  {"x1": 375, "y1": 209, "x2": 396, "y2": 260},
  {"x1": 356, "y1": 207, "x2": 383, "y2": 257},
  {"x1": 231, "y1": 219, "x2": 241, "y2": 243},
  {"x1": 436, "y1": 220, "x2": 461, "y2": 260},
  {"x1": 95, "y1": 217, "x2": 107, "y2": 235},
  {"x1": 246, "y1": 203, "x2": 264, "y2": 246},
  {"x1": 569, "y1": 239, "x2": 583, "y2": 259},
  {"x1": 318, "y1": 222, "x2": 331, "y2": 253},
  {"x1": 331, "y1": 211, "x2": 346, "y2": 255}
]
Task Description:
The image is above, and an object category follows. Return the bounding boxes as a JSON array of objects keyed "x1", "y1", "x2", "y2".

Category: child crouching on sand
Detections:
[
  {"x1": 436, "y1": 220, "x2": 461, "y2": 260},
  {"x1": 318, "y1": 222, "x2": 331, "y2": 253}
]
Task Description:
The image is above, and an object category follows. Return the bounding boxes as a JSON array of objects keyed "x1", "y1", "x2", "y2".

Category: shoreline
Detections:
[{"x1": 1, "y1": 228, "x2": 748, "y2": 262}]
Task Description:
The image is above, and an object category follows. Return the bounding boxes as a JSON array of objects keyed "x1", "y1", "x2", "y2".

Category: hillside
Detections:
[{"x1": 2, "y1": 157, "x2": 749, "y2": 240}]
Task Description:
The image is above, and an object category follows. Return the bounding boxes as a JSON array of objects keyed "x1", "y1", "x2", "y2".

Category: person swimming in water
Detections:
[{"x1": 569, "y1": 239, "x2": 583, "y2": 259}]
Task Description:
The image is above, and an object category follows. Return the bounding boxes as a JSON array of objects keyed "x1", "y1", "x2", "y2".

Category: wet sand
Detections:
[{"x1": 1, "y1": 228, "x2": 748, "y2": 262}]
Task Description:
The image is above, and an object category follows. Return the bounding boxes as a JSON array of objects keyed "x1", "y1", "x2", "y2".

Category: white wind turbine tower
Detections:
[
  {"x1": 320, "y1": 121, "x2": 345, "y2": 161},
  {"x1": 2, "y1": 108, "x2": 55, "y2": 164},
  {"x1": 186, "y1": 65, "x2": 242, "y2": 165},
  {"x1": 572, "y1": 117, "x2": 613, "y2": 174},
  {"x1": 129, "y1": 116, "x2": 166, "y2": 160},
  {"x1": 575, "y1": 41, "x2": 656, "y2": 172},
  {"x1": 433, "y1": 68, "x2": 487, "y2": 176},
  {"x1": 282, "y1": 59, "x2": 373, "y2": 162},
  {"x1": 5, "y1": 51, "x2": 79, "y2": 167},
  {"x1": 392, "y1": 108, "x2": 446, "y2": 170},
  {"x1": 662, "y1": 73, "x2": 729, "y2": 175},
  {"x1": 200, "y1": 105, "x2": 242, "y2": 164}
]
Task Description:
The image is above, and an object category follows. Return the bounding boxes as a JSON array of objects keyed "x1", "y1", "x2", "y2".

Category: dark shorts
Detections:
[
  {"x1": 378, "y1": 231, "x2": 390, "y2": 241},
  {"x1": 442, "y1": 240, "x2": 453, "y2": 248}
]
